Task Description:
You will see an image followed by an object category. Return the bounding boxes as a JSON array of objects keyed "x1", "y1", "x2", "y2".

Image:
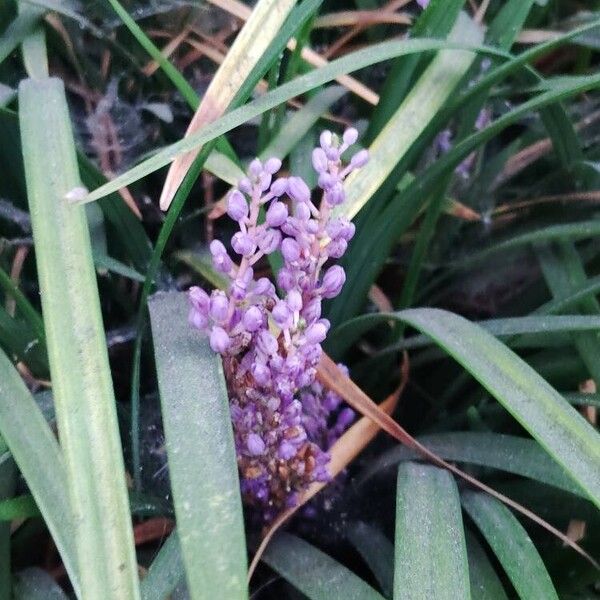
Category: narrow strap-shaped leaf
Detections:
[
  {"x1": 148, "y1": 292, "x2": 247, "y2": 600},
  {"x1": 347, "y1": 522, "x2": 394, "y2": 599},
  {"x1": 465, "y1": 531, "x2": 508, "y2": 600},
  {"x1": 394, "y1": 462, "x2": 470, "y2": 600},
  {"x1": 360, "y1": 432, "x2": 584, "y2": 497},
  {"x1": 13, "y1": 568, "x2": 68, "y2": 600},
  {"x1": 462, "y1": 491, "x2": 559, "y2": 600},
  {"x1": 19, "y1": 77, "x2": 139, "y2": 599},
  {"x1": 383, "y1": 309, "x2": 600, "y2": 508},
  {"x1": 0, "y1": 348, "x2": 79, "y2": 595},
  {"x1": 140, "y1": 531, "x2": 184, "y2": 600},
  {"x1": 263, "y1": 532, "x2": 386, "y2": 600}
]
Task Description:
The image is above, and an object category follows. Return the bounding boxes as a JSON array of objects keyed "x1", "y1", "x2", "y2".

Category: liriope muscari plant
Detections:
[{"x1": 188, "y1": 129, "x2": 368, "y2": 521}]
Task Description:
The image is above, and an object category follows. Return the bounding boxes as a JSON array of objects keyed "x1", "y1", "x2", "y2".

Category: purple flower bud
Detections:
[
  {"x1": 294, "y1": 202, "x2": 311, "y2": 221},
  {"x1": 264, "y1": 157, "x2": 282, "y2": 174},
  {"x1": 188, "y1": 308, "x2": 208, "y2": 330},
  {"x1": 287, "y1": 176, "x2": 311, "y2": 204},
  {"x1": 251, "y1": 362, "x2": 271, "y2": 386},
  {"x1": 320, "y1": 130, "x2": 333, "y2": 149},
  {"x1": 210, "y1": 240, "x2": 233, "y2": 273},
  {"x1": 327, "y1": 238, "x2": 348, "y2": 258},
  {"x1": 258, "y1": 172, "x2": 272, "y2": 191},
  {"x1": 312, "y1": 147, "x2": 329, "y2": 173},
  {"x1": 257, "y1": 228, "x2": 281, "y2": 254},
  {"x1": 247, "y1": 433, "x2": 266, "y2": 456},
  {"x1": 350, "y1": 149, "x2": 369, "y2": 169},
  {"x1": 266, "y1": 201, "x2": 288, "y2": 227},
  {"x1": 321, "y1": 265, "x2": 346, "y2": 299},
  {"x1": 326, "y1": 183, "x2": 345, "y2": 206},
  {"x1": 209, "y1": 291, "x2": 229, "y2": 322},
  {"x1": 227, "y1": 190, "x2": 248, "y2": 221},
  {"x1": 281, "y1": 238, "x2": 301, "y2": 263},
  {"x1": 257, "y1": 330, "x2": 278, "y2": 356},
  {"x1": 305, "y1": 321, "x2": 328, "y2": 344},
  {"x1": 327, "y1": 218, "x2": 355, "y2": 241},
  {"x1": 277, "y1": 268, "x2": 295, "y2": 291},
  {"x1": 278, "y1": 440, "x2": 297, "y2": 460},
  {"x1": 302, "y1": 298, "x2": 321, "y2": 323},
  {"x1": 249, "y1": 158, "x2": 262, "y2": 177},
  {"x1": 318, "y1": 172, "x2": 336, "y2": 190},
  {"x1": 188, "y1": 286, "x2": 210, "y2": 313},
  {"x1": 343, "y1": 127, "x2": 359, "y2": 146},
  {"x1": 336, "y1": 407, "x2": 355, "y2": 430},
  {"x1": 243, "y1": 306, "x2": 263, "y2": 332},
  {"x1": 287, "y1": 289, "x2": 302, "y2": 312},
  {"x1": 210, "y1": 326, "x2": 230, "y2": 353},
  {"x1": 417, "y1": 0, "x2": 429, "y2": 8},
  {"x1": 270, "y1": 177, "x2": 288, "y2": 197},
  {"x1": 239, "y1": 177, "x2": 252, "y2": 194},
  {"x1": 272, "y1": 301, "x2": 292, "y2": 329},
  {"x1": 231, "y1": 232, "x2": 256, "y2": 257},
  {"x1": 253, "y1": 277, "x2": 276, "y2": 298}
]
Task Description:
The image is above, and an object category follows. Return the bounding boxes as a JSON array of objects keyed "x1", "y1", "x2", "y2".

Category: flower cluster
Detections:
[{"x1": 188, "y1": 128, "x2": 368, "y2": 520}]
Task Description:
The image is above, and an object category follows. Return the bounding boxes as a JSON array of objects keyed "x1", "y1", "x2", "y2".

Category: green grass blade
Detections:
[
  {"x1": 360, "y1": 432, "x2": 584, "y2": 497},
  {"x1": 465, "y1": 532, "x2": 508, "y2": 600},
  {"x1": 347, "y1": 522, "x2": 394, "y2": 599},
  {"x1": 0, "y1": 5, "x2": 44, "y2": 65},
  {"x1": 263, "y1": 532, "x2": 385, "y2": 600},
  {"x1": 340, "y1": 13, "x2": 483, "y2": 222},
  {"x1": 259, "y1": 85, "x2": 347, "y2": 160},
  {"x1": 79, "y1": 37, "x2": 503, "y2": 204},
  {"x1": 19, "y1": 77, "x2": 139, "y2": 599},
  {"x1": 148, "y1": 292, "x2": 247, "y2": 600},
  {"x1": 462, "y1": 491, "x2": 559, "y2": 600},
  {"x1": 0, "y1": 495, "x2": 39, "y2": 521},
  {"x1": 394, "y1": 309, "x2": 600, "y2": 508},
  {"x1": 536, "y1": 242, "x2": 600, "y2": 385},
  {"x1": 0, "y1": 348, "x2": 79, "y2": 595},
  {"x1": 13, "y1": 568, "x2": 68, "y2": 600},
  {"x1": 394, "y1": 462, "x2": 470, "y2": 600},
  {"x1": 140, "y1": 531, "x2": 184, "y2": 600},
  {"x1": 0, "y1": 265, "x2": 44, "y2": 342}
]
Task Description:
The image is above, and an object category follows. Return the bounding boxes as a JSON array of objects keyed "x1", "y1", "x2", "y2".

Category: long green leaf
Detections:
[
  {"x1": 140, "y1": 531, "x2": 184, "y2": 600},
  {"x1": 148, "y1": 292, "x2": 247, "y2": 600},
  {"x1": 360, "y1": 432, "x2": 584, "y2": 498},
  {"x1": 0, "y1": 5, "x2": 45, "y2": 65},
  {"x1": 462, "y1": 491, "x2": 559, "y2": 600},
  {"x1": 19, "y1": 77, "x2": 139, "y2": 599},
  {"x1": 13, "y1": 568, "x2": 68, "y2": 600},
  {"x1": 263, "y1": 532, "x2": 385, "y2": 600},
  {"x1": 465, "y1": 532, "x2": 508, "y2": 600},
  {"x1": 392, "y1": 309, "x2": 600, "y2": 508},
  {"x1": 347, "y1": 522, "x2": 394, "y2": 599},
  {"x1": 394, "y1": 462, "x2": 470, "y2": 600},
  {"x1": 0, "y1": 348, "x2": 78, "y2": 595}
]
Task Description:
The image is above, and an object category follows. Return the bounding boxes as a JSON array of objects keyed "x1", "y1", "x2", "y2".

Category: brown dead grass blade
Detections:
[
  {"x1": 314, "y1": 10, "x2": 412, "y2": 28},
  {"x1": 247, "y1": 356, "x2": 409, "y2": 580},
  {"x1": 159, "y1": 0, "x2": 296, "y2": 210},
  {"x1": 205, "y1": 0, "x2": 380, "y2": 106},
  {"x1": 316, "y1": 352, "x2": 600, "y2": 570}
]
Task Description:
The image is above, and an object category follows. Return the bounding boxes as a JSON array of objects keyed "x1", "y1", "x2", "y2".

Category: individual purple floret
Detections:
[{"x1": 188, "y1": 129, "x2": 367, "y2": 521}]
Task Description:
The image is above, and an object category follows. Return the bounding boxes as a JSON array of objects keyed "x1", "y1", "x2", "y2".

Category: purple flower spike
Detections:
[{"x1": 188, "y1": 127, "x2": 369, "y2": 520}]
